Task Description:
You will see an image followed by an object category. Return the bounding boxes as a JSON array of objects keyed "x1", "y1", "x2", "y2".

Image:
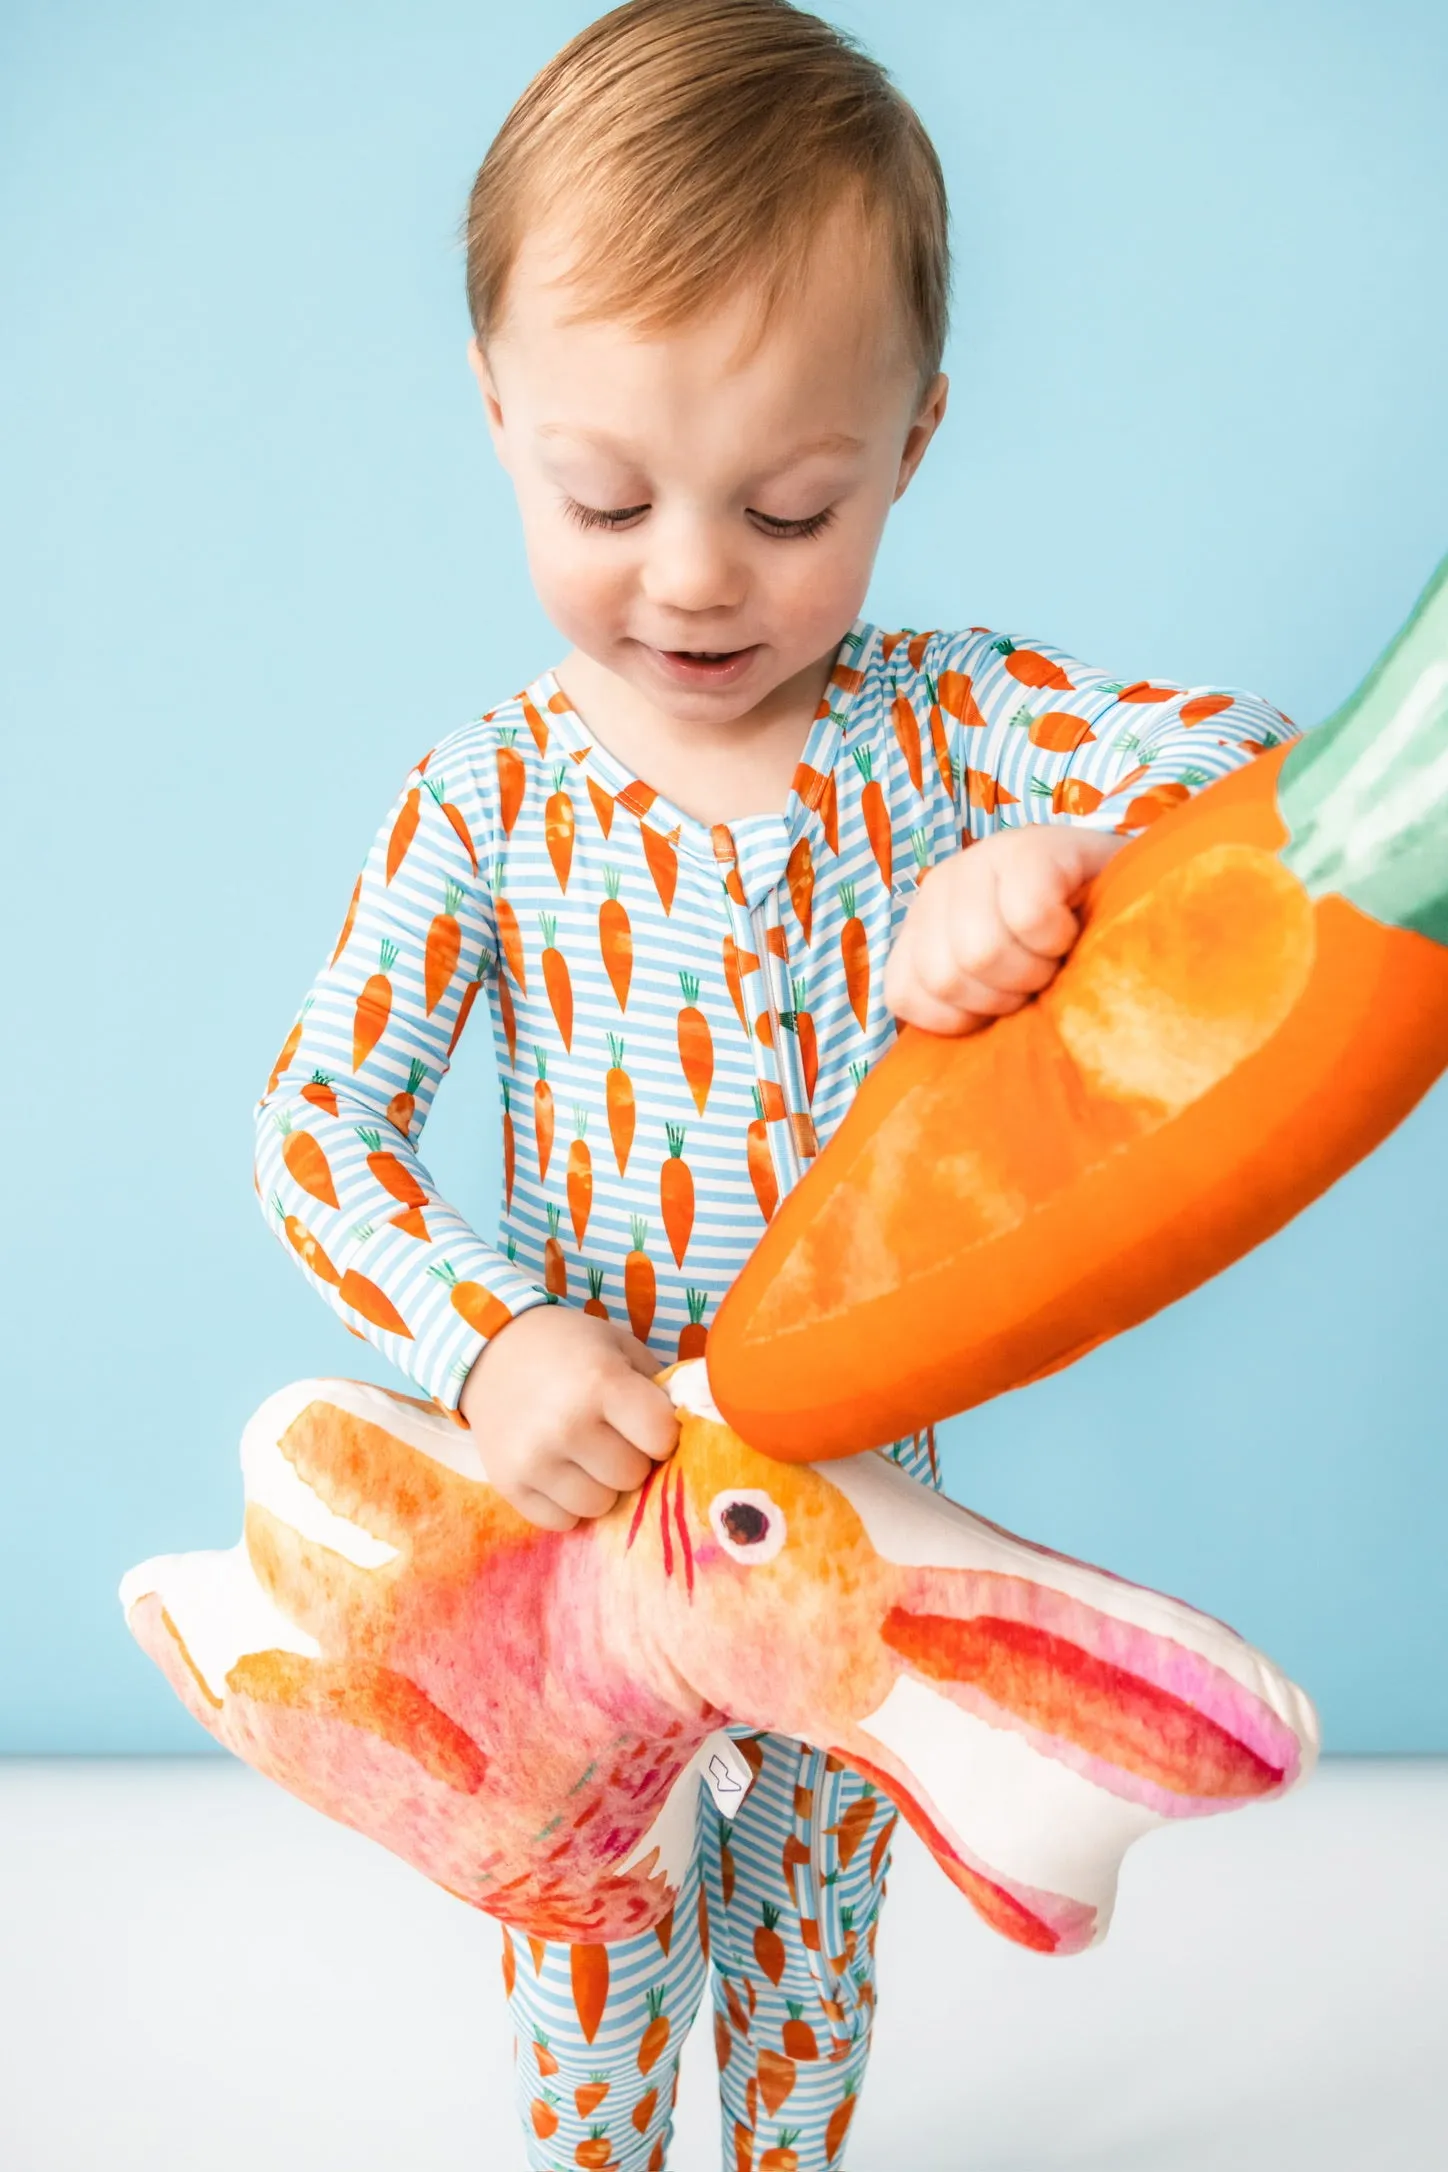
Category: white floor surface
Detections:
[{"x1": 0, "y1": 1757, "x2": 1444, "y2": 2171}]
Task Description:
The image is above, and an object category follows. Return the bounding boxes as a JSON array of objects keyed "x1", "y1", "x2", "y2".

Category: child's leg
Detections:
[
  {"x1": 702, "y1": 1734, "x2": 899, "y2": 2171},
  {"x1": 500, "y1": 1841, "x2": 708, "y2": 2172}
]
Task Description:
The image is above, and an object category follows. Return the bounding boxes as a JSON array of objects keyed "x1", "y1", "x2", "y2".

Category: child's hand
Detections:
[
  {"x1": 457, "y1": 1305, "x2": 679, "y2": 1531},
  {"x1": 885, "y1": 825, "x2": 1126, "y2": 1035}
]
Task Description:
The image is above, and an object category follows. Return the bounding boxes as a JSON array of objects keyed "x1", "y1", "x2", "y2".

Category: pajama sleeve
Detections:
[
  {"x1": 253, "y1": 730, "x2": 550, "y2": 1411},
  {"x1": 923, "y1": 626, "x2": 1300, "y2": 839}
]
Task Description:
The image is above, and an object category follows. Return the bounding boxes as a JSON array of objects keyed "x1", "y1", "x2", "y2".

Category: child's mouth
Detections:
[{"x1": 652, "y1": 644, "x2": 759, "y2": 686}]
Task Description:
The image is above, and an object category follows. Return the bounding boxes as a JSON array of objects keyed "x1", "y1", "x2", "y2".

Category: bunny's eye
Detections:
[{"x1": 709, "y1": 1490, "x2": 786, "y2": 1565}]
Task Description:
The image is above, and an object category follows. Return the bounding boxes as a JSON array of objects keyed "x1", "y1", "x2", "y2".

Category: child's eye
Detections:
[
  {"x1": 564, "y1": 498, "x2": 649, "y2": 532},
  {"x1": 751, "y1": 506, "x2": 837, "y2": 541}
]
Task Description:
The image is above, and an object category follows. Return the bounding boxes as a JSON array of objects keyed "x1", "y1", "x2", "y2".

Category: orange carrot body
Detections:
[
  {"x1": 660, "y1": 1124, "x2": 694, "y2": 1267},
  {"x1": 996, "y1": 638, "x2": 1074, "y2": 692},
  {"x1": 599, "y1": 869, "x2": 632, "y2": 1010},
  {"x1": 722, "y1": 934, "x2": 757, "y2": 1033},
  {"x1": 586, "y1": 774, "x2": 615, "y2": 837},
  {"x1": 353, "y1": 942, "x2": 396, "y2": 1069},
  {"x1": 747, "y1": 1088, "x2": 779, "y2": 1223},
  {"x1": 785, "y1": 833, "x2": 815, "y2": 943},
  {"x1": 605, "y1": 1035, "x2": 635, "y2": 1175},
  {"x1": 539, "y1": 913, "x2": 574, "y2": 1050},
  {"x1": 265, "y1": 1012, "x2": 306, "y2": 1099},
  {"x1": 446, "y1": 960, "x2": 486, "y2": 1056},
  {"x1": 520, "y1": 694, "x2": 549, "y2": 755},
  {"x1": 339, "y1": 1270, "x2": 412, "y2": 1339},
  {"x1": 678, "y1": 1288, "x2": 708, "y2": 1360},
  {"x1": 1180, "y1": 692, "x2": 1234, "y2": 727},
  {"x1": 570, "y1": 1945, "x2": 610, "y2": 2046},
  {"x1": 624, "y1": 1216, "x2": 656, "y2": 1342},
  {"x1": 676, "y1": 973, "x2": 713, "y2": 1114},
  {"x1": 300, "y1": 1072, "x2": 338, "y2": 1118},
  {"x1": 497, "y1": 970, "x2": 518, "y2": 1067},
  {"x1": 279, "y1": 1120, "x2": 339, "y2": 1209},
  {"x1": 545, "y1": 766, "x2": 575, "y2": 891},
  {"x1": 533, "y1": 1050, "x2": 554, "y2": 1180},
  {"x1": 838, "y1": 884, "x2": 869, "y2": 1030},
  {"x1": 428, "y1": 1260, "x2": 511, "y2": 1339},
  {"x1": 424, "y1": 881, "x2": 464, "y2": 1015},
  {"x1": 501, "y1": 1078, "x2": 516, "y2": 1211},
  {"x1": 889, "y1": 685, "x2": 924, "y2": 795},
  {"x1": 567, "y1": 1112, "x2": 593, "y2": 1247},
  {"x1": 637, "y1": 1989, "x2": 670, "y2": 2074},
  {"x1": 1026, "y1": 710, "x2": 1096, "y2": 752},
  {"x1": 851, "y1": 745, "x2": 892, "y2": 889},
  {"x1": 496, "y1": 731, "x2": 526, "y2": 835},
  {"x1": 330, "y1": 874, "x2": 362, "y2": 967},
  {"x1": 385, "y1": 788, "x2": 420, "y2": 883},
  {"x1": 935, "y1": 668, "x2": 987, "y2": 732},
  {"x1": 424, "y1": 773, "x2": 478, "y2": 871},
  {"x1": 642, "y1": 822, "x2": 680, "y2": 914},
  {"x1": 386, "y1": 1056, "x2": 426, "y2": 1138},
  {"x1": 277, "y1": 1202, "x2": 340, "y2": 1286}
]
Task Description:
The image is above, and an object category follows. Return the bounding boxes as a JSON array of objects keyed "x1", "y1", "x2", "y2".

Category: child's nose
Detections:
[{"x1": 639, "y1": 513, "x2": 747, "y2": 618}]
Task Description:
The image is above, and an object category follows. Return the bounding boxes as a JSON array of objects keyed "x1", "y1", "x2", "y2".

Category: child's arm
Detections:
[
  {"x1": 887, "y1": 629, "x2": 1300, "y2": 1034},
  {"x1": 253, "y1": 735, "x2": 550, "y2": 1412}
]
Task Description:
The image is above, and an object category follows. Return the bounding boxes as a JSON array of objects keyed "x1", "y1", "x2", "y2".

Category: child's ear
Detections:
[
  {"x1": 466, "y1": 336, "x2": 510, "y2": 465},
  {"x1": 893, "y1": 370, "x2": 949, "y2": 502}
]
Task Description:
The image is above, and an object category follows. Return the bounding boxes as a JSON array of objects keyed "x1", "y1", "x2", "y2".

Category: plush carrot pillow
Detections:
[
  {"x1": 122, "y1": 1363, "x2": 1317, "y2": 1956},
  {"x1": 706, "y1": 554, "x2": 1448, "y2": 1457}
]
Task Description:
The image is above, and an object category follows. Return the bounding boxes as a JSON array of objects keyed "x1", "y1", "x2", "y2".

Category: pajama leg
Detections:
[
  {"x1": 499, "y1": 1823, "x2": 711, "y2": 2172},
  {"x1": 702, "y1": 1733, "x2": 900, "y2": 2171}
]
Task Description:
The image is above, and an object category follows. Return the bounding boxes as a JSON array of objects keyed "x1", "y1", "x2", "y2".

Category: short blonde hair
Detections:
[{"x1": 463, "y1": 0, "x2": 950, "y2": 393}]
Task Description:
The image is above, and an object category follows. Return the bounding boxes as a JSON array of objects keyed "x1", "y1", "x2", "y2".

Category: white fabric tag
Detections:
[{"x1": 698, "y1": 1731, "x2": 755, "y2": 1819}]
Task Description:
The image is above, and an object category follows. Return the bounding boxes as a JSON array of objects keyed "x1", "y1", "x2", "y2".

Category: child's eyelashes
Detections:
[{"x1": 561, "y1": 497, "x2": 837, "y2": 541}]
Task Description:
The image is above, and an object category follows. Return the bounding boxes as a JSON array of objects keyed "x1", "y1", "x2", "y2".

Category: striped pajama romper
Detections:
[{"x1": 254, "y1": 616, "x2": 1291, "y2": 2172}]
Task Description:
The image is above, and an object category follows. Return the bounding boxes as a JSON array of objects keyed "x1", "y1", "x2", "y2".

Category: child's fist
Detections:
[
  {"x1": 457, "y1": 1305, "x2": 678, "y2": 1531},
  {"x1": 885, "y1": 825, "x2": 1125, "y2": 1036}
]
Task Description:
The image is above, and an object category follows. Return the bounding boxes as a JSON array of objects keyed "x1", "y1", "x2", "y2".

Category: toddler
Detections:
[{"x1": 255, "y1": 4, "x2": 1295, "y2": 2167}]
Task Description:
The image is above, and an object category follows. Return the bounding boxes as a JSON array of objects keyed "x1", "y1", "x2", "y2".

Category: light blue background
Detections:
[{"x1": 2, "y1": 0, "x2": 1445, "y2": 1753}]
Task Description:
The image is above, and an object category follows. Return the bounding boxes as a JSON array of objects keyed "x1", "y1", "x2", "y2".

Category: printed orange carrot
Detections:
[
  {"x1": 676, "y1": 972, "x2": 714, "y2": 1114},
  {"x1": 758, "y1": 2131, "x2": 801, "y2": 2172},
  {"x1": 586, "y1": 773, "x2": 615, "y2": 837},
  {"x1": 533, "y1": 1048, "x2": 554, "y2": 1180},
  {"x1": 500, "y1": 1928, "x2": 516, "y2": 1998},
  {"x1": 501, "y1": 1077, "x2": 518, "y2": 1216},
  {"x1": 539, "y1": 912, "x2": 574, "y2": 1050},
  {"x1": 1115, "y1": 679, "x2": 1181, "y2": 704},
  {"x1": 493, "y1": 860, "x2": 527, "y2": 992},
  {"x1": 353, "y1": 1128, "x2": 422, "y2": 1210},
  {"x1": 574, "y1": 2074, "x2": 610, "y2": 2120},
  {"x1": 497, "y1": 968, "x2": 518, "y2": 1067},
  {"x1": 780, "y1": 978, "x2": 818, "y2": 1103},
  {"x1": 826, "y1": 1784, "x2": 876, "y2": 1869},
  {"x1": 1015, "y1": 708, "x2": 1097, "y2": 752},
  {"x1": 830, "y1": 662, "x2": 865, "y2": 696},
  {"x1": 992, "y1": 635, "x2": 1074, "y2": 692},
  {"x1": 1180, "y1": 691, "x2": 1234, "y2": 727},
  {"x1": 922, "y1": 674, "x2": 952, "y2": 796},
  {"x1": 386, "y1": 1056, "x2": 427, "y2": 1138},
  {"x1": 605, "y1": 1033, "x2": 635, "y2": 1175},
  {"x1": 880, "y1": 628, "x2": 909, "y2": 663},
  {"x1": 747, "y1": 1087, "x2": 778, "y2": 1222},
  {"x1": 784, "y1": 832, "x2": 815, "y2": 944},
  {"x1": 616, "y1": 778, "x2": 657, "y2": 820},
  {"x1": 643, "y1": 821, "x2": 681, "y2": 914},
  {"x1": 543, "y1": 1202, "x2": 567, "y2": 1298},
  {"x1": 634, "y1": 2083, "x2": 661, "y2": 2133},
  {"x1": 545, "y1": 765, "x2": 575, "y2": 892},
  {"x1": 330, "y1": 874, "x2": 362, "y2": 966},
  {"x1": 732, "y1": 2121, "x2": 753, "y2": 2172},
  {"x1": 753, "y1": 1904, "x2": 786, "y2": 1986},
  {"x1": 300, "y1": 1070, "x2": 338, "y2": 1118},
  {"x1": 654, "y1": 1905, "x2": 674, "y2": 1958},
  {"x1": 889, "y1": 679, "x2": 925, "y2": 796},
  {"x1": 338, "y1": 1269, "x2": 412, "y2": 1339},
  {"x1": 571, "y1": 1944, "x2": 610, "y2": 2047},
  {"x1": 868, "y1": 1810, "x2": 898, "y2": 1884},
  {"x1": 1030, "y1": 775, "x2": 1105, "y2": 817},
  {"x1": 264, "y1": 1000, "x2": 311, "y2": 1098},
  {"x1": 722, "y1": 933, "x2": 758, "y2": 1033},
  {"x1": 780, "y1": 2005, "x2": 818, "y2": 2061},
  {"x1": 754, "y1": 1007, "x2": 775, "y2": 1051},
  {"x1": 353, "y1": 941, "x2": 397, "y2": 1069},
  {"x1": 824, "y1": 2084, "x2": 858, "y2": 2164},
  {"x1": 494, "y1": 730, "x2": 528, "y2": 838},
  {"x1": 909, "y1": 828, "x2": 932, "y2": 887},
  {"x1": 424, "y1": 880, "x2": 465, "y2": 1015},
  {"x1": 1116, "y1": 776, "x2": 1198, "y2": 832},
  {"x1": 637, "y1": 1987, "x2": 670, "y2": 2075},
  {"x1": 850, "y1": 743, "x2": 892, "y2": 890},
  {"x1": 520, "y1": 692, "x2": 549, "y2": 755},
  {"x1": 964, "y1": 768, "x2": 1019, "y2": 816},
  {"x1": 385, "y1": 787, "x2": 421, "y2": 884},
  {"x1": 757, "y1": 2047, "x2": 797, "y2": 2117},
  {"x1": 838, "y1": 883, "x2": 869, "y2": 1030},
  {"x1": 678, "y1": 1287, "x2": 708, "y2": 1359},
  {"x1": 935, "y1": 669, "x2": 987, "y2": 732},
  {"x1": 660, "y1": 1123, "x2": 694, "y2": 1267},
  {"x1": 530, "y1": 2096, "x2": 560, "y2": 2141},
  {"x1": 273, "y1": 1195, "x2": 340, "y2": 1286},
  {"x1": 697, "y1": 1882, "x2": 710, "y2": 1967},
  {"x1": 422, "y1": 772, "x2": 478, "y2": 873},
  {"x1": 624, "y1": 1215, "x2": 656, "y2": 1342},
  {"x1": 792, "y1": 759, "x2": 840, "y2": 855},
  {"x1": 584, "y1": 1265, "x2": 608, "y2": 1319},
  {"x1": 719, "y1": 1835, "x2": 737, "y2": 1907},
  {"x1": 574, "y1": 2129, "x2": 612, "y2": 2169},
  {"x1": 765, "y1": 923, "x2": 790, "y2": 963},
  {"x1": 388, "y1": 1203, "x2": 429, "y2": 1241},
  {"x1": 567, "y1": 1108, "x2": 593, "y2": 1246},
  {"x1": 446, "y1": 952, "x2": 488, "y2": 1056},
  {"x1": 533, "y1": 2030, "x2": 558, "y2": 2075},
  {"x1": 275, "y1": 1113, "x2": 340, "y2": 1208},
  {"x1": 599, "y1": 866, "x2": 632, "y2": 1011},
  {"x1": 427, "y1": 1259, "x2": 512, "y2": 1338}
]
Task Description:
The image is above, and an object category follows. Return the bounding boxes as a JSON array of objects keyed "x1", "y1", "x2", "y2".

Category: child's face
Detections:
[{"x1": 470, "y1": 197, "x2": 947, "y2": 719}]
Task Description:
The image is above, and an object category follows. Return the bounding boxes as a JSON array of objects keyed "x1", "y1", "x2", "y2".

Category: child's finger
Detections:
[
  {"x1": 571, "y1": 1422, "x2": 661, "y2": 1497},
  {"x1": 602, "y1": 1365, "x2": 680, "y2": 1462},
  {"x1": 993, "y1": 856, "x2": 1082, "y2": 958},
  {"x1": 544, "y1": 1461, "x2": 622, "y2": 1522},
  {"x1": 504, "y1": 1481, "x2": 580, "y2": 1533}
]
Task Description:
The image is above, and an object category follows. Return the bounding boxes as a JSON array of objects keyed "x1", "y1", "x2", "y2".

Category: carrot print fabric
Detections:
[{"x1": 253, "y1": 617, "x2": 1294, "y2": 1423}]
